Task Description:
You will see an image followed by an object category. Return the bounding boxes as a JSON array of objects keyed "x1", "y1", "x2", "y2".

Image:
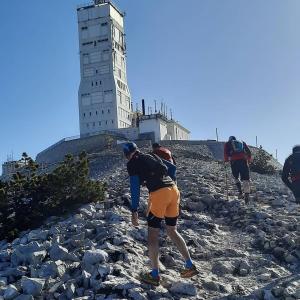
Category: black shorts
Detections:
[
  {"x1": 231, "y1": 159, "x2": 250, "y2": 181},
  {"x1": 147, "y1": 212, "x2": 178, "y2": 229}
]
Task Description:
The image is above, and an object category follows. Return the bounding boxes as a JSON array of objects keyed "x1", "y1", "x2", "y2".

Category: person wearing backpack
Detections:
[
  {"x1": 152, "y1": 143, "x2": 176, "y2": 165},
  {"x1": 282, "y1": 145, "x2": 300, "y2": 203},
  {"x1": 224, "y1": 136, "x2": 252, "y2": 203},
  {"x1": 152, "y1": 143, "x2": 177, "y2": 181},
  {"x1": 123, "y1": 142, "x2": 198, "y2": 286}
]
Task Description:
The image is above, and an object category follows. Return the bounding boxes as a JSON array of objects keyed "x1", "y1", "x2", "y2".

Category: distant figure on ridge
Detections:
[
  {"x1": 123, "y1": 142, "x2": 198, "y2": 286},
  {"x1": 282, "y1": 145, "x2": 300, "y2": 203},
  {"x1": 224, "y1": 136, "x2": 252, "y2": 203}
]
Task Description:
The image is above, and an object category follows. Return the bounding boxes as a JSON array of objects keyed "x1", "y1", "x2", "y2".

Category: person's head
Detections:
[
  {"x1": 228, "y1": 136, "x2": 236, "y2": 141},
  {"x1": 122, "y1": 142, "x2": 138, "y2": 160},
  {"x1": 293, "y1": 145, "x2": 300, "y2": 154},
  {"x1": 152, "y1": 142, "x2": 161, "y2": 150}
]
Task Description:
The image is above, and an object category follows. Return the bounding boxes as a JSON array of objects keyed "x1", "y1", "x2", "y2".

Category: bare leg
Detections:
[
  {"x1": 242, "y1": 180, "x2": 251, "y2": 194},
  {"x1": 166, "y1": 225, "x2": 190, "y2": 260},
  {"x1": 148, "y1": 226, "x2": 160, "y2": 270}
]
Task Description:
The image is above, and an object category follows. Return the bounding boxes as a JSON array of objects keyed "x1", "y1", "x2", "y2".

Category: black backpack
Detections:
[{"x1": 139, "y1": 153, "x2": 168, "y2": 179}]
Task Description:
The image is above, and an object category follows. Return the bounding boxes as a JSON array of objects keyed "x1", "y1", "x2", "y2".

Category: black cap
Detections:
[{"x1": 293, "y1": 145, "x2": 300, "y2": 154}]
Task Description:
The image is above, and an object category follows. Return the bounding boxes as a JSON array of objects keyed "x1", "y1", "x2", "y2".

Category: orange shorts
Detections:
[{"x1": 148, "y1": 185, "x2": 180, "y2": 219}]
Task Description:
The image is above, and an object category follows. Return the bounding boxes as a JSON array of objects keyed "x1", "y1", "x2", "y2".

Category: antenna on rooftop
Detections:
[
  {"x1": 154, "y1": 100, "x2": 157, "y2": 113},
  {"x1": 94, "y1": 0, "x2": 110, "y2": 5}
]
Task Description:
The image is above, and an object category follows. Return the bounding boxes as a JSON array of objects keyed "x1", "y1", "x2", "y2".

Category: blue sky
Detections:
[{"x1": 0, "y1": 0, "x2": 299, "y2": 169}]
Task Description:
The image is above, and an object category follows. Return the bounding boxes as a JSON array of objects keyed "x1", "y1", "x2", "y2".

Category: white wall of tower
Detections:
[{"x1": 77, "y1": 2, "x2": 132, "y2": 137}]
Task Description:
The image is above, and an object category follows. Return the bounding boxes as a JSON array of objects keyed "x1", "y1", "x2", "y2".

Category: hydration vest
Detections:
[{"x1": 231, "y1": 140, "x2": 244, "y2": 154}]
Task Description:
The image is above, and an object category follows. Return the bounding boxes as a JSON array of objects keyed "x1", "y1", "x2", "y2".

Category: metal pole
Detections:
[
  {"x1": 216, "y1": 128, "x2": 219, "y2": 142},
  {"x1": 276, "y1": 149, "x2": 278, "y2": 160},
  {"x1": 224, "y1": 163, "x2": 229, "y2": 201},
  {"x1": 255, "y1": 136, "x2": 258, "y2": 147}
]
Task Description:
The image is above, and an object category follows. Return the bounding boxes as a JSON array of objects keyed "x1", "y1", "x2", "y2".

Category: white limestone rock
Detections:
[
  {"x1": 21, "y1": 277, "x2": 45, "y2": 296},
  {"x1": 82, "y1": 250, "x2": 108, "y2": 266},
  {"x1": 3, "y1": 285, "x2": 19, "y2": 300},
  {"x1": 170, "y1": 282, "x2": 197, "y2": 296}
]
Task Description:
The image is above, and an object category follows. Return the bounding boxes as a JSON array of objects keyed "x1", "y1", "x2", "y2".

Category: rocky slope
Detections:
[{"x1": 0, "y1": 143, "x2": 299, "y2": 300}]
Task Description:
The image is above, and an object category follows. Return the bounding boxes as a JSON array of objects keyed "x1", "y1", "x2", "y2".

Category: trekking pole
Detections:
[{"x1": 224, "y1": 162, "x2": 229, "y2": 201}]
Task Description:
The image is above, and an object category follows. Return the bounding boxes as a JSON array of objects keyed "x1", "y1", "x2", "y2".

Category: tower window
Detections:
[
  {"x1": 87, "y1": 123, "x2": 89, "y2": 128},
  {"x1": 93, "y1": 122, "x2": 95, "y2": 127},
  {"x1": 99, "y1": 121, "x2": 101, "y2": 126},
  {"x1": 106, "y1": 120, "x2": 108, "y2": 125},
  {"x1": 108, "y1": 109, "x2": 110, "y2": 113},
  {"x1": 96, "y1": 81, "x2": 98, "y2": 86},
  {"x1": 112, "y1": 120, "x2": 114, "y2": 124},
  {"x1": 89, "y1": 112, "x2": 92, "y2": 116},
  {"x1": 82, "y1": 41, "x2": 93, "y2": 46},
  {"x1": 96, "y1": 111, "x2": 98, "y2": 115},
  {"x1": 92, "y1": 82, "x2": 94, "y2": 87},
  {"x1": 83, "y1": 113, "x2": 86, "y2": 117},
  {"x1": 102, "y1": 110, "x2": 104, "y2": 114}
]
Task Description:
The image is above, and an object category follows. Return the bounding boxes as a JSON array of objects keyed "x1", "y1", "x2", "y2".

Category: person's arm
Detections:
[
  {"x1": 129, "y1": 176, "x2": 140, "y2": 212},
  {"x1": 171, "y1": 155, "x2": 177, "y2": 166},
  {"x1": 282, "y1": 158, "x2": 292, "y2": 190},
  {"x1": 127, "y1": 162, "x2": 141, "y2": 212},
  {"x1": 224, "y1": 143, "x2": 230, "y2": 162},
  {"x1": 243, "y1": 142, "x2": 252, "y2": 162},
  {"x1": 162, "y1": 159, "x2": 177, "y2": 181}
]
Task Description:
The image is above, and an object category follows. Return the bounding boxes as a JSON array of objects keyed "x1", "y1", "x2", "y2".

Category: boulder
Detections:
[
  {"x1": 82, "y1": 250, "x2": 108, "y2": 265},
  {"x1": 11, "y1": 242, "x2": 43, "y2": 266},
  {"x1": 38, "y1": 261, "x2": 66, "y2": 279},
  {"x1": 27, "y1": 230, "x2": 49, "y2": 242},
  {"x1": 21, "y1": 277, "x2": 45, "y2": 296},
  {"x1": 0, "y1": 278, "x2": 7, "y2": 288},
  {"x1": 0, "y1": 251, "x2": 10, "y2": 263},
  {"x1": 170, "y1": 282, "x2": 197, "y2": 296},
  {"x1": 30, "y1": 251, "x2": 47, "y2": 266},
  {"x1": 14, "y1": 295, "x2": 34, "y2": 300},
  {"x1": 212, "y1": 261, "x2": 234, "y2": 276},
  {"x1": 3, "y1": 285, "x2": 19, "y2": 300},
  {"x1": 49, "y1": 244, "x2": 78, "y2": 262}
]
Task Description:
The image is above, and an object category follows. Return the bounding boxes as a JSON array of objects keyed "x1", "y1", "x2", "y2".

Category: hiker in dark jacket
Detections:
[
  {"x1": 282, "y1": 145, "x2": 300, "y2": 203},
  {"x1": 152, "y1": 143, "x2": 176, "y2": 181},
  {"x1": 123, "y1": 142, "x2": 198, "y2": 286},
  {"x1": 152, "y1": 143, "x2": 176, "y2": 165},
  {"x1": 224, "y1": 136, "x2": 252, "y2": 203}
]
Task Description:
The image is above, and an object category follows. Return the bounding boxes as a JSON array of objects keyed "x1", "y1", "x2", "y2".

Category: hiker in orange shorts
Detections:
[{"x1": 123, "y1": 142, "x2": 198, "y2": 286}]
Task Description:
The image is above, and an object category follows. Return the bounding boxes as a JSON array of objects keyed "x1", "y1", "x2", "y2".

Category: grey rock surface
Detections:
[{"x1": 0, "y1": 143, "x2": 299, "y2": 299}]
